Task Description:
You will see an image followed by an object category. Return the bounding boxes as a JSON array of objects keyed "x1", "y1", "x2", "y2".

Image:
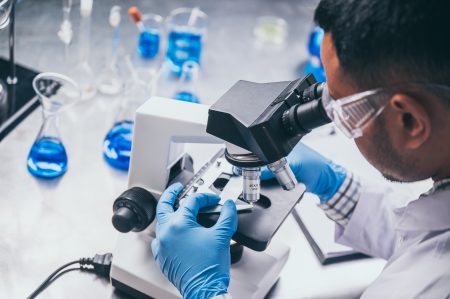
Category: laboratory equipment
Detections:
[
  {"x1": 165, "y1": 7, "x2": 207, "y2": 75},
  {"x1": 72, "y1": 0, "x2": 97, "y2": 100},
  {"x1": 98, "y1": 6, "x2": 123, "y2": 95},
  {"x1": 0, "y1": 0, "x2": 12, "y2": 124},
  {"x1": 206, "y1": 73, "x2": 331, "y2": 202},
  {"x1": 0, "y1": 0, "x2": 40, "y2": 142},
  {"x1": 110, "y1": 97, "x2": 305, "y2": 298},
  {"x1": 304, "y1": 26, "x2": 326, "y2": 82},
  {"x1": 27, "y1": 73, "x2": 81, "y2": 178},
  {"x1": 129, "y1": 7, "x2": 163, "y2": 59},
  {"x1": 57, "y1": 0, "x2": 73, "y2": 56},
  {"x1": 173, "y1": 60, "x2": 200, "y2": 103},
  {"x1": 0, "y1": 0, "x2": 12, "y2": 29},
  {"x1": 253, "y1": 16, "x2": 288, "y2": 49},
  {"x1": 103, "y1": 67, "x2": 152, "y2": 170}
]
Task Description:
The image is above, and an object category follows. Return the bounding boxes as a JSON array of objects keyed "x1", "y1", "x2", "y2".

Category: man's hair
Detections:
[{"x1": 314, "y1": 0, "x2": 450, "y2": 95}]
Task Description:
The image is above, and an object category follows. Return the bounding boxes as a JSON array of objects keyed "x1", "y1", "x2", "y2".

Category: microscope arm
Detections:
[{"x1": 128, "y1": 97, "x2": 222, "y2": 199}]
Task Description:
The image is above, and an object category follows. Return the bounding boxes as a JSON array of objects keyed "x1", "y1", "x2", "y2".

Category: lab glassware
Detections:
[
  {"x1": 103, "y1": 72, "x2": 152, "y2": 170},
  {"x1": 253, "y1": 16, "x2": 288, "y2": 48},
  {"x1": 165, "y1": 7, "x2": 207, "y2": 75},
  {"x1": 98, "y1": 6, "x2": 123, "y2": 96},
  {"x1": 27, "y1": 73, "x2": 81, "y2": 178},
  {"x1": 138, "y1": 14, "x2": 163, "y2": 59},
  {"x1": 0, "y1": 0, "x2": 12, "y2": 29},
  {"x1": 73, "y1": 0, "x2": 97, "y2": 100},
  {"x1": 0, "y1": 0, "x2": 12, "y2": 110},
  {"x1": 173, "y1": 61, "x2": 200, "y2": 104}
]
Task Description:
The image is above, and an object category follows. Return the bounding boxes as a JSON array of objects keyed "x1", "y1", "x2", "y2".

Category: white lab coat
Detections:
[{"x1": 335, "y1": 185, "x2": 450, "y2": 298}]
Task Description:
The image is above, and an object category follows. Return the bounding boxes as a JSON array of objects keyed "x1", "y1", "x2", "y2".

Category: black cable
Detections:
[{"x1": 27, "y1": 253, "x2": 112, "y2": 299}]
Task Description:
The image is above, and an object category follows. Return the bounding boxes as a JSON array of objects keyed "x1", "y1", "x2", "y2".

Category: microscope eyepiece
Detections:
[{"x1": 282, "y1": 82, "x2": 331, "y2": 136}]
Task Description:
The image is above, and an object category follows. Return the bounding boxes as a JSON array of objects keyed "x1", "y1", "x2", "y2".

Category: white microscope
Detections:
[{"x1": 110, "y1": 74, "x2": 331, "y2": 299}]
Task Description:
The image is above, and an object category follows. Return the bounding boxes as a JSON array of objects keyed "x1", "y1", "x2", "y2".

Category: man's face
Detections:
[{"x1": 320, "y1": 33, "x2": 415, "y2": 182}]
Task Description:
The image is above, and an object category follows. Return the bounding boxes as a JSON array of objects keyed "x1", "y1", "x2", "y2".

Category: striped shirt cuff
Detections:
[{"x1": 318, "y1": 172, "x2": 362, "y2": 226}]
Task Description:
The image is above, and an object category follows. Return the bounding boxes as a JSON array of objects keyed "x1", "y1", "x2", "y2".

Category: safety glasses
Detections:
[{"x1": 321, "y1": 83, "x2": 450, "y2": 139}]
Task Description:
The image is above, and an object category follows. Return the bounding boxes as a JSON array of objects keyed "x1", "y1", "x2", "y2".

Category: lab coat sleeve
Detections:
[{"x1": 334, "y1": 184, "x2": 406, "y2": 260}]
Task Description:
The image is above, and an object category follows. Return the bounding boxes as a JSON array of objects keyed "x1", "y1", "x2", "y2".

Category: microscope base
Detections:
[{"x1": 111, "y1": 232, "x2": 290, "y2": 299}]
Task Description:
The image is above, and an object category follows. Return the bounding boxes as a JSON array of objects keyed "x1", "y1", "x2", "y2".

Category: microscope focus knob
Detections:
[{"x1": 112, "y1": 187, "x2": 157, "y2": 233}]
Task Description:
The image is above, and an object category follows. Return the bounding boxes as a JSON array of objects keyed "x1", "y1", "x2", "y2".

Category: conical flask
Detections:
[
  {"x1": 103, "y1": 70, "x2": 152, "y2": 170},
  {"x1": 27, "y1": 73, "x2": 81, "y2": 178},
  {"x1": 173, "y1": 61, "x2": 201, "y2": 103}
]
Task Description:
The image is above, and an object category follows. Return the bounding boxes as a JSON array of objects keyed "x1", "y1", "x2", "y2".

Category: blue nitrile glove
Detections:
[
  {"x1": 261, "y1": 142, "x2": 347, "y2": 203},
  {"x1": 151, "y1": 183, "x2": 238, "y2": 299}
]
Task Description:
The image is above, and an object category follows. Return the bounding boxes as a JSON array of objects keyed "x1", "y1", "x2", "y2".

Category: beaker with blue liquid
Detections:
[
  {"x1": 138, "y1": 14, "x2": 163, "y2": 59},
  {"x1": 27, "y1": 73, "x2": 81, "y2": 178},
  {"x1": 165, "y1": 7, "x2": 207, "y2": 75},
  {"x1": 103, "y1": 70, "x2": 152, "y2": 170}
]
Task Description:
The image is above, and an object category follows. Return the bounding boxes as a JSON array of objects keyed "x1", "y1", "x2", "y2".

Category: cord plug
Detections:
[{"x1": 79, "y1": 253, "x2": 113, "y2": 279}]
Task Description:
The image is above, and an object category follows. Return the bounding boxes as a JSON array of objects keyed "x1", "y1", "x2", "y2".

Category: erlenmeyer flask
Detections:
[
  {"x1": 173, "y1": 60, "x2": 201, "y2": 103},
  {"x1": 103, "y1": 71, "x2": 151, "y2": 170},
  {"x1": 27, "y1": 73, "x2": 81, "y2": 178}
]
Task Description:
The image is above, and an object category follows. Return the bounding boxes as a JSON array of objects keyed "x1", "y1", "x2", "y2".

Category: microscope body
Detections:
[{"x1": 110, "y1": 97, "x2": 305, "y2": 299}]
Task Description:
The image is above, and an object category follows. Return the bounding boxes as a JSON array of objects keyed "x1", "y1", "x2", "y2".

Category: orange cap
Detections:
[{"x1": 128, "y1": 6, "x2": 142, "y2": 23}]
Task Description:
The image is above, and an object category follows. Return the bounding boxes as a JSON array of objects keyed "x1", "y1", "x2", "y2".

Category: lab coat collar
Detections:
[{"x1": 395, "y1": 188, "x2": 450, "y2": 232}]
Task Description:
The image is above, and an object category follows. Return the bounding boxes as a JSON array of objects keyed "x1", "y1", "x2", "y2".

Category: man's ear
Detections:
[{"x1": 389, "y1": 94, "x2": 431, "y2": 149}]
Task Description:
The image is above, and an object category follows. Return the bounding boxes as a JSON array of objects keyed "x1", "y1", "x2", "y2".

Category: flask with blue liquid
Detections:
[
  {"x1": 174, "y1": 61, "x2": 201, "y2": 104},
  {"x1": 128, "y1": 7, "x2": 163, "y2": 60},
  {"x1": 27, "y1": 73, "x2": 81, "y2": 179},
  {"x1": 165, "y1": 7, "x2": 207, "y2": 75},
  {"x1": 103, "y1": 70, "x2": 151, "y2": 170},
  {"x1": 304, "y1": 26, "x2": 326, "y2": 82}
]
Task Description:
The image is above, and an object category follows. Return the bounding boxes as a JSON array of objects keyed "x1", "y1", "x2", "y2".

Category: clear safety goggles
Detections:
[{"x1": 321, "y1": 83, "x2": 450, "y2": 139}]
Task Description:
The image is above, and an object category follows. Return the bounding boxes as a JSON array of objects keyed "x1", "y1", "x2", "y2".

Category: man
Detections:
[{"x1": 151, "y1": 0, "x2": 450, "y2": 298}]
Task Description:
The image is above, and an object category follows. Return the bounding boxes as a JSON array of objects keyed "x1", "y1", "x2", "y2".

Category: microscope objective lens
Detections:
[{"x1": 242, "y1": 167, "x2": 260, "y2": 203}]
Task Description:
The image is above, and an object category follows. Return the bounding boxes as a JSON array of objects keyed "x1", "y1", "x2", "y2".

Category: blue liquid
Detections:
[
  {"x1": 138, "y1": 30, "x2": 160, "y2": 59},
  {"x1": 304, "y1": 27, "x2": 326, "y2": 82},
  {"x1": 103, "y1": 120, "x2": 134, "y2": 170},
  {"x1": 27, "y1": 137, "x2": 68, "y2": 178},
  {"x1": 166, "y1": 31, "x2": 202, "y2": 75},
  {"x1": 174, "y1": 91, "x2": 200, "y2": 104}
]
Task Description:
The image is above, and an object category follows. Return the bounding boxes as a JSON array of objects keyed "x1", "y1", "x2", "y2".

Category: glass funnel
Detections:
[
  {"x1": 103, "y1": 70, "x2": 152, "y2": 170},
  {"x1": 27, "y1": 73, "x2": 81, "y2": 178}
]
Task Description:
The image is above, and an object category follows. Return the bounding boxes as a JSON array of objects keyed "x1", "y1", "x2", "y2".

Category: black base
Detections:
[{"x1": 0, "y1": 57, "x2": 39, "y2": 141}]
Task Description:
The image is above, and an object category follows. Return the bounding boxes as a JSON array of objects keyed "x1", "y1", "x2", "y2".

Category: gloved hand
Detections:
[
  {"x1": 261, "y1": 142, "x2": 347, "y2": 203},
  {"x1": 151, "y1": 183, "x2": 238, "y2": 299}
]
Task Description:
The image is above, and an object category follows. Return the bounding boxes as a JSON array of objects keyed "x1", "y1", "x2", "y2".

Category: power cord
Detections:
[{"x1": 27, "y1": 253, "x2": 113, "y2": 299}]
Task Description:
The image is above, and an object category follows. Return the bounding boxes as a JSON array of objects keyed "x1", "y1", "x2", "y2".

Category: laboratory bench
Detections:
[{"x1": 0, "y1": 0, "x2": 431, "y2": 298}]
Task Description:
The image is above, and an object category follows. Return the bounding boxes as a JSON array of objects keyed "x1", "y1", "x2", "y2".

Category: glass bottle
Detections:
[
  {"x1": 27, "y1": 73, "x2": 81, "y2": 178},
  {"x1": 103, "y1": 70, "x2": 152, "y2": 170},
  {"x1": 173, "y1": 61, "x2": 201, "y2": 104}
]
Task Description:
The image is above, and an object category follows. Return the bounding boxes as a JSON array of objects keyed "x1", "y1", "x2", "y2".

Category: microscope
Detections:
[{"x1": 110, "y1": 73, "x2": 331, "y2": 299}]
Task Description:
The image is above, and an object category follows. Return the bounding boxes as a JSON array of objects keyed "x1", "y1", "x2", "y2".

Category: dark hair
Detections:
[{"x1": 314, "y1": 0, "x2": 450, "y2": 95}]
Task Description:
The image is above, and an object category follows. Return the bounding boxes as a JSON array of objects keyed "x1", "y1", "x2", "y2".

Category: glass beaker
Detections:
[
  {"x1": 165, "y1": 7, "x2": 207, "y2": 75},
  {"x1": 27, "y1": 73, "x2": 81, "y2": 178},
  {"x1": 138, "y1": 13, "x2": 163, "y2": 59},
  {"x1": 173, "y1": 61, "x2": 201, "y2": 104},
  {"x1": 103, "y1": 70, "x2": 152, "y2": 170},
  {"x1": 0, "y1": 0, "x2": 13, "y2": 29}
]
